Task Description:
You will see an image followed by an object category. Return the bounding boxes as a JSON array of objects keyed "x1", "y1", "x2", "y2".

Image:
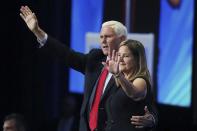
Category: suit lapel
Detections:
[{"x1": 86, "y1": 62, "x2": 104, "y2": 114}]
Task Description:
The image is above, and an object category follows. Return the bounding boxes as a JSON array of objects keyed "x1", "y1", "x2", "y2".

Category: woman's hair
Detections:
[
  {"x1": 102, "y1": 20, "x2": 127, "y2": 38},
  {"x1": 119, "y1": 39, "x2": 151, "y2": 84}
]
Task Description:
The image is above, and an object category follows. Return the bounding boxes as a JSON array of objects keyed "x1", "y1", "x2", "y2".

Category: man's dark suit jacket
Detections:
[
  {"x1": 43, "y1": 36, "x2": 116, "y2": 131},
  {"x1": 42, "y1": 36, "x2": 158, "y2": 131}
]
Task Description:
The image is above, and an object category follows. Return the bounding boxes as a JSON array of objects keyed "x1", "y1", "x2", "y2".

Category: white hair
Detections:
[{"x1": 102, "y1": 20, "x2": 127, "y2": 38}]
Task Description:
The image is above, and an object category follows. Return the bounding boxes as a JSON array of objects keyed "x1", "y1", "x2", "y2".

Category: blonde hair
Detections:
[{"x1": 102, "y1": 20, "x2": 127, "y2": 38}]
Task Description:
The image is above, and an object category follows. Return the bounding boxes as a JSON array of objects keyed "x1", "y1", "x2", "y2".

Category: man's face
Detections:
[
  {"x1": 100, "y1": 26, "x2": 123, "y2": 56},
  {"x1": 3, "y1": 120, "x2": 17, "y2": 131}
]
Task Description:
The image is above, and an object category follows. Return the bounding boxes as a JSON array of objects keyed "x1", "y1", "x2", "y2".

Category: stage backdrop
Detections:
[
  {"x1": 157, "y1": 0, "x2": 194, "y2": 107},
  {"x1": 69, "y1": 0, "x2": 104, "y2": 93}
]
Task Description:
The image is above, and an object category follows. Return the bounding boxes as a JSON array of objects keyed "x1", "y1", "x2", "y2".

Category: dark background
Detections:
[{"x1": 0, "y1": 0, "x2": 196, "y2": 131}]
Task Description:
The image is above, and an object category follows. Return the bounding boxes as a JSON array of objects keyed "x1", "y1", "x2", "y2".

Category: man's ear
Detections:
[{"x1": 120, "y1": 35, "x2": 126, "y2": 41}]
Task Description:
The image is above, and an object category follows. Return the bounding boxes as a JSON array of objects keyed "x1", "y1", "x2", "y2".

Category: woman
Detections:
[{"x1": 105, "y1": 39, "x2": 154, "y2": 131}]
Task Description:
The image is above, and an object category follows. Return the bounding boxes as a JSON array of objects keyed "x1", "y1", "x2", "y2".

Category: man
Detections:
[
  {"x1": 20, "y1": 5, "x2": 157, "y2": 131},
  {"x1": 3, "y1": 113, "x2": 26, "y2": 131}
]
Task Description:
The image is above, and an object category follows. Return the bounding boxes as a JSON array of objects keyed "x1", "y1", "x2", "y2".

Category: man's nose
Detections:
[{"x1": 119, "y1": 56, "x2": 123, "y2": 61}]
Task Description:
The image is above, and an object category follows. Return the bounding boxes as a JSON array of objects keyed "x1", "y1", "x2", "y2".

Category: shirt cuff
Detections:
[
  {"x1": 149, "y1": 114, "x2": 156, "y2": 127},
  {"x1": 37, "y1": 33, "x2": 48, "y2": 48}
]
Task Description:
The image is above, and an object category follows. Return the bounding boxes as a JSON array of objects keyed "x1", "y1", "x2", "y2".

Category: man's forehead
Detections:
[
  {"x1": 101, "y1": 26, "x2": 115, "y2": 31},
  {"x1": 100, "y1": 27, "x2": 116, "y2": 35}
]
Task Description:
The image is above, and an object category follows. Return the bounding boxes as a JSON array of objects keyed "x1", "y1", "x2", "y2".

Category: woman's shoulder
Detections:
[{"x1": 133, "y1": 75, "x2": 150, "y2": 85}]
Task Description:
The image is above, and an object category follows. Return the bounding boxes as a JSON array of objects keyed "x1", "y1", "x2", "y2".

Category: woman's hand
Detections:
[{"x1": 108, "y1": 50, "x2": 120, "y2": 75}]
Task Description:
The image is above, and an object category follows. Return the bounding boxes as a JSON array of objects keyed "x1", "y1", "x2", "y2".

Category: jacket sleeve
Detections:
[{"x1": 40, "y1": 35, "x2": 87, "y2": 74}]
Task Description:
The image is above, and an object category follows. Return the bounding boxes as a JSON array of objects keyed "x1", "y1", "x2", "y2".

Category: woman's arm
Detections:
[{"x1": 114, "y1": 74, "x2": 147, "y2": 101}]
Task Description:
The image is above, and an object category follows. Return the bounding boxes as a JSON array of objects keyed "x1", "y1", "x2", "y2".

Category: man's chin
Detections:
[
  {"x1": 103, "y1": 52, "x2": 108, "y2": 56},
  {"x1": 102, "y1": 50, "x2": 109, "y2": 55}
]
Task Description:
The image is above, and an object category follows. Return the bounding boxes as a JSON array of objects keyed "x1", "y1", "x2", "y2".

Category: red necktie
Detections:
[{"x1": 89, "y1": 68, "x2": 108, "y2": 131}]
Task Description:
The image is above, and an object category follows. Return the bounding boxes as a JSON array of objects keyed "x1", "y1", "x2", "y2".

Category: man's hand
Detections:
[
  {"x1": 20, "y1": 5, "x2": 46, "y2": 41},
  {"x1": 20, "y1": 6, "x2": 38, "y2": 32},
  {"x1": 130, "y1": 106, "x2": 155, "y2": 128}
]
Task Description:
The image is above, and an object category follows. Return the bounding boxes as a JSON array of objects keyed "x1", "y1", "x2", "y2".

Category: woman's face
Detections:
[{"x1": 118, "y1": 45, "x2": 136, "y2": 75}]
